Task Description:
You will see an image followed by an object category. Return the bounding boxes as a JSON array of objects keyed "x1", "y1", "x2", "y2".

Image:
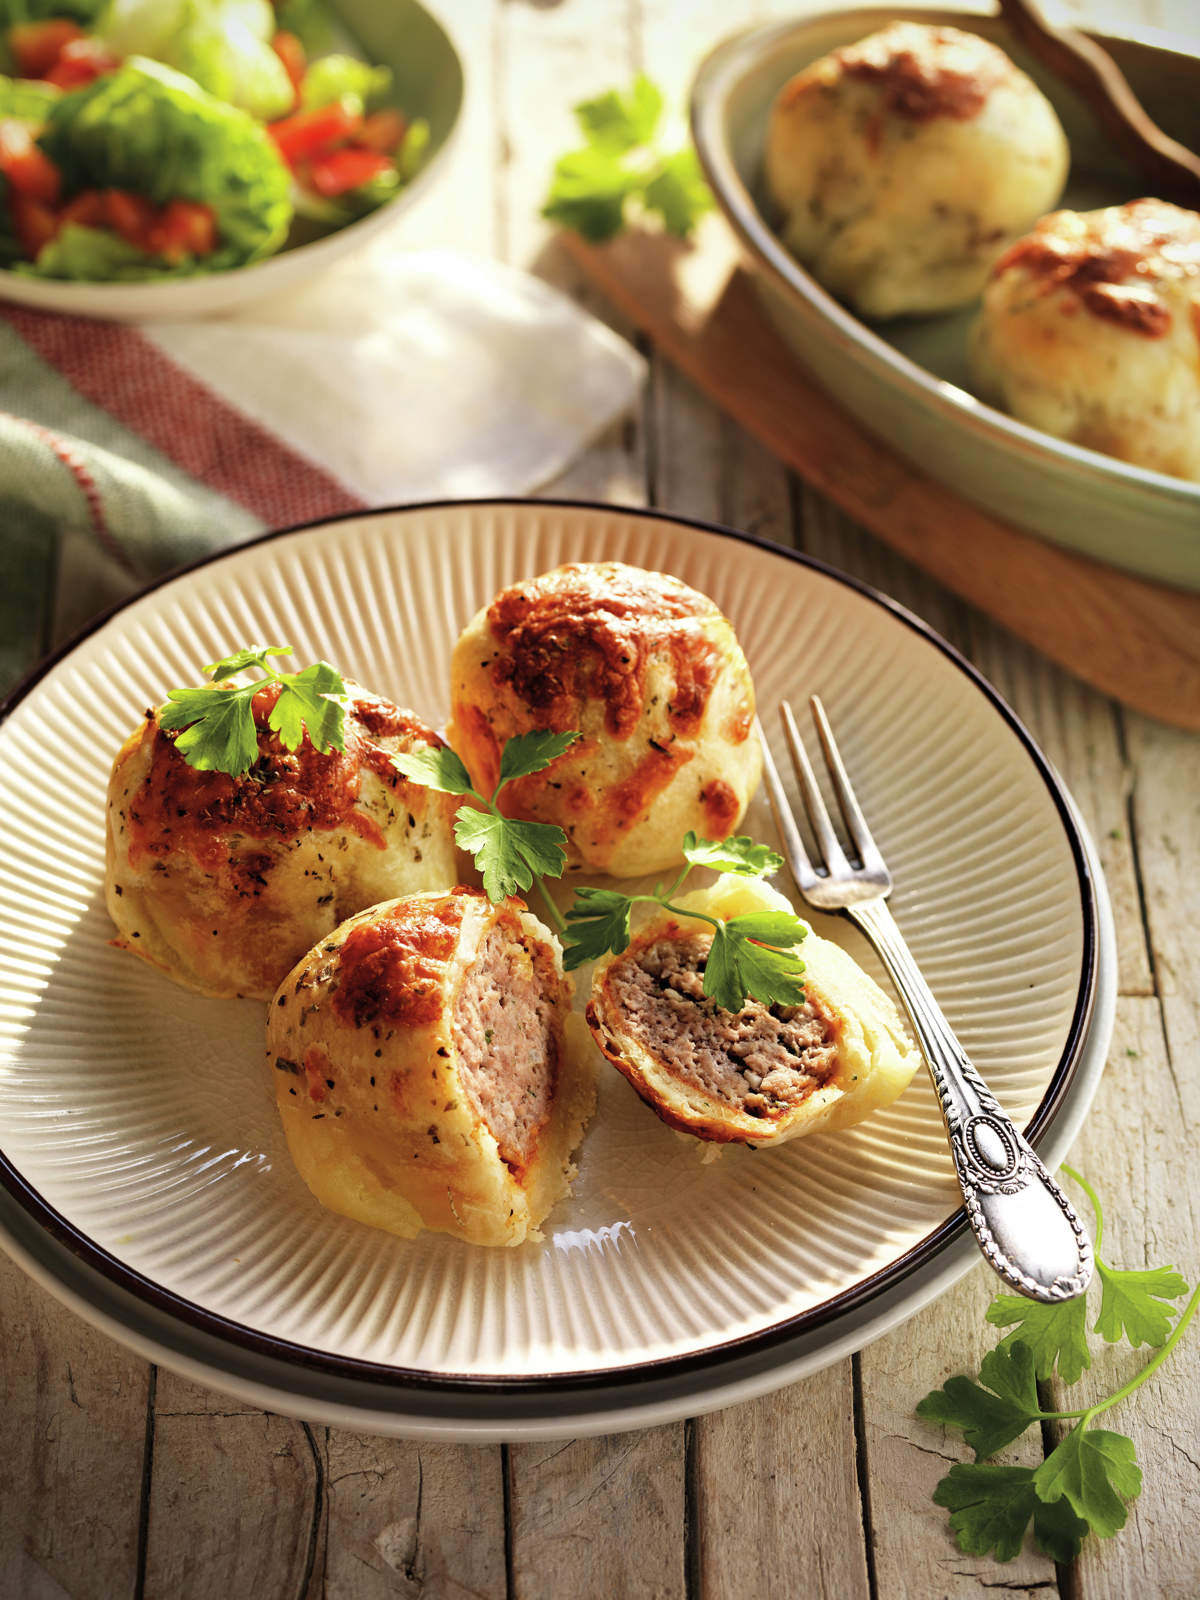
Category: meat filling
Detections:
[
  {"x1": 606, "y1": 933, "x2": 839, "y2": 1117},
  {"x1": 451, "y1": 925, "x2": 561, "y2": 1171}
]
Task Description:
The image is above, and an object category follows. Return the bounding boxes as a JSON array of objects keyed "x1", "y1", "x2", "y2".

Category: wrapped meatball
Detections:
[
  {"x1": 449, "y1": 563, "x2": 762, "y2": 879},
  {"x1": 266, "y1": 888, "x2": 596, "y2": 1246},
  {"x1": 586, "y1": 877, "x2": 919, "y2": 1146},
  {"x1": 968, "y1": 199, "x2": 1200, "y2": 481},
  {"x1": 764, "y1": 22, "x2": 1068, "y2": 317},
  {"x1": 106, "y1": 680, "x2": 459, "y2": 1000}
]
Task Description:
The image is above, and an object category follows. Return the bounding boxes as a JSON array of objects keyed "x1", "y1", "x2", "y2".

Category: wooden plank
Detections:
[
  {"x1": 141, "y1": 1371, "x2": 324, "y2": 1600},
  {"x1": 508, "y1": 1429, "x2": 687, "y2": 1599},
  {"x1": 1124, "y1": 712, "x2": 1200, "y2": 1071},
  {"x1": 0, "y1": 1252, "x2": 148, "y2": 1600},
  {"x1": 1049, "y1": 999, "x2": 1199, "y2": 1598},
  {"x1": 324, "y1": 1434, "x2": 506, "y2": 1599},
  {"x1": 964, "y1": 624, "x2": 1154, "y2": 998},
  {"x1": 693, "y1": 1370, "x2": 871, "y2": 1600},
  {"x1": 860, "y1": 1265, "x2": 1060, "y2": 1593},
  {"x1": 562, "y1": 221, "x2": 1200, "y2": 731}
]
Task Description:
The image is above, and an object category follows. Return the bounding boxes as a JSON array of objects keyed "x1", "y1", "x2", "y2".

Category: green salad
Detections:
[{"x1": 0, "y1": 0, "x2": 430, "y2": 281}]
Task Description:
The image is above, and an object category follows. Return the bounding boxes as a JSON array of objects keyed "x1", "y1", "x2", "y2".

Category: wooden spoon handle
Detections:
[{"x1": 998, "y1": 0, "x2": 1200, "y2": 204}]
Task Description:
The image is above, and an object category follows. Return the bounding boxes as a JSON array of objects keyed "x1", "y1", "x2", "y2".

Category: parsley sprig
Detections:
[
  {"x1": 159, "y1": 646, "x2": 348, "y2": 776},
  {"x1": 562, "y1": 831, "x2": 807, "y2": 1014},
  {"x1": 918, "y1": 1167, "x2": 1197, "y2": 1566},
  {"x1": 542, "y1": 73, "x2": 712, "y2": 243},
  {"x1": 390, "y1": 731, "x2": 580, "y2": 926}
]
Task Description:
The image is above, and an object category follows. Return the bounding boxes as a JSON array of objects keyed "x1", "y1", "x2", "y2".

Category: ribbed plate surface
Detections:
[{"x1": 0, "y1": 503, "x2": 1091, "y2": 1379}]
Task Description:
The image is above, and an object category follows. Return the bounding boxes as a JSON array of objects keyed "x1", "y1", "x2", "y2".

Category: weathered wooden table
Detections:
[{"x1": 3, "y1": 1, "x2": 1198, "y2": 1595}]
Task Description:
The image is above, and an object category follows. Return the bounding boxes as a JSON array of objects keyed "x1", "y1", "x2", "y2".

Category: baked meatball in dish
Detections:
[
  {"x1": 968, "y1": 199, "x2": 1200, "y2": 481},
  {"x1": 449, "y1": 563, "x2": 761, "y2": 879},
  {"x1": 106, "y1": 682, "x2": 460, "y2": 1001},
  {"x1": 266, "y1": 888, "x2": 596, "y2": 1247},
  {"x1": 764, "y1": 22, "x2": 1068, "y2": 318},
  {"x1": 587, "y1": 878, "x2": 919, "y2": 1146}
]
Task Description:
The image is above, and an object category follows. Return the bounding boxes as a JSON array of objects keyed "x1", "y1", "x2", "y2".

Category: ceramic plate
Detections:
[
  {"x1": 691, "y1": 6, "x2": 1200, "y2": 590},
  {"x1": 0, "y1": 0, "x2": 463, "y2": 321},
  {"x1": 0, "y1": 501, "x2": 1109, "y2": 1437}
]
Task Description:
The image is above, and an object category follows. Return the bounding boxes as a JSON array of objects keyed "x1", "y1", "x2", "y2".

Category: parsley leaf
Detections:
[
  {"x1": 543, "y1": 73, "x2": 712, "y2": 243},
  {"x1": 160, "y1": 685, "x2": 260, "y2": 775},
  {"x1": 157, "y1": 646, "x2": 347, "y2": 777},
  {"x1": 1094, "y1": 1263, "x2": 1189, "y2": 1350},
  {"x1": 574, "y1": 75, "x2": 662, "y2": 150},
  {"x1": 682, "y1": 832, "x2": 784, "y2": 878},
  {"x1": 985, "y1": 1292, "x2": 1092, "y2": 1385},
  {"x1": 1033, "y1": 1428, "x2": 1142, "y2": 1540},
  {"x1": 642, "y1": 148, "x2": 713, "y2": 237},
  {"x1": 268, "y1": 661, "x2": 346, "y2": 755},
  {"x1": 454, "y1": 808, "x2": 569, "y2": 903},
  {"x1": 932, "y1": 1463, "x2": 1041, "y2": 1564},
  {"x1": 202, "y1": 644, "x2": 292, "y2": 681},
  {"x1": 932, "y1": 1464, "x2": 1090, "y2": 1566},
  {"x1": 917, "y1": 1342, "x2": 1042, "y2": 1460},
  {"x1": 390, "y1": 745, "x2": 476, "y2": 796},
  {"x1": 562, "y1": 887, "x2": 634, "y2": 971},
  {"x1": 703, "y1": 914, "x2": 806, "y2": 1012},
  {"x1": 496, "y1": 730, "x2": 581, "y2": 790}
]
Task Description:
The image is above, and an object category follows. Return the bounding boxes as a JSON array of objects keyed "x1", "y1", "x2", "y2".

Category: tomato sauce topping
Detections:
[
  {"x1": 486, "y1": 564, "x2": 722, "y2": 740},
  {"x1": 836, "y1": 23, "x2": 1008, "y2": 122},
  {"x1": 127, "y1": 686, "x2": 439, "y2": 871},
  {"x1": 994, "y1": 199, "x2": 1200, "y2": 340},
  {"x1": 330, "y1": 895, "x2": 477, "y2": 1029},
  {"x1": 699, "y1": 779, "x2": 741, "y2": 837}
]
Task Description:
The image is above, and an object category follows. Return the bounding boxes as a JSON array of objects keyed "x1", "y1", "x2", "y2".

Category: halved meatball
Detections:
[
  {"x1": 587, "y1": 878, "x2": 920, "y2": 1146},
  {"x1": 267, "y1": 888, "x2": 596, "y2": 1246}
]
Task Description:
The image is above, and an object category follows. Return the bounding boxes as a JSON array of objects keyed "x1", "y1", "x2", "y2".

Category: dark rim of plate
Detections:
[{"x1": 0, "y1": 498, "x2": 1099, "y2": 1414}]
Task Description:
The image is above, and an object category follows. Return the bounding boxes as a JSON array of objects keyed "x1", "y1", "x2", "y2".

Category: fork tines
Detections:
[{"x1": 760, "y1": 697, "x2": 891, "y2": 910}]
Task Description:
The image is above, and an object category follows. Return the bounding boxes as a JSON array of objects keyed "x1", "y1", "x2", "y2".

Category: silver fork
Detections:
[{"x1": 761, "y1": 696, "x2": 1093, "y2": 1303}]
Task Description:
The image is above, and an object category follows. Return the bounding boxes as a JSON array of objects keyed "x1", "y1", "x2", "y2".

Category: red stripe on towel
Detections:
[
  {"x1": 4, "y1": 411, "x2": 137, "y2": 575},
  {"x1": 1, "y1": 303, "x2": 365, "y2": 527}
]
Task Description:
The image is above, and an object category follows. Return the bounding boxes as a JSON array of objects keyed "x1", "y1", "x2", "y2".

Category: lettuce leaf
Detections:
[
  {"x1": 33, "y1": 56, "x2": 291, "y2": 276},
  {"x1": 96, "y1": 0, "x2": 293, "y2": 120},
  {"x1": 299, "y1": 53, "x2": 390, "y2": 116},
  {"x1": 0, "y1": 70, "x2": 60, "y2": 123},
  {"x1": 0, "y1": 0, "x2": 104, "y2": 25},
  {"x1": 15, "y1": 220, "x2": 154, "y2": 278},
  {"x1": 272, "y1": 0, "x2": 329, "y2": 55}
]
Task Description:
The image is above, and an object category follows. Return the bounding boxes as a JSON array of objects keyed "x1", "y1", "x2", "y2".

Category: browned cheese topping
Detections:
[
  {"x1": 600, "y1": 930, "x2": 839, "y2": 1120},
  {"x1": 126, "y1": 685, "x2": 441, "y2": 872},
  {"x1": 993, "y1": 198, "x2": 1200, "y2": 339},
  {"x1": 329, "y1": 891, "x2": 479, "y2": 1031},
  {"x1": 835, "y1": 22, "x2": 1010, "y2": 123},
  {"x1": 485, "y1": 563, "x2": 722, "y2": 740}
]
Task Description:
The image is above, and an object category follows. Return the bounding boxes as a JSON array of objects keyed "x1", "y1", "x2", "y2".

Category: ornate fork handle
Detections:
[{"x1": 850, "y1": 897, "x2": 1093, "y2": 1302}]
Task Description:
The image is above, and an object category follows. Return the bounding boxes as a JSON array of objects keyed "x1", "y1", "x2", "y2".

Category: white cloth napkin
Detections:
[{"x1": 142, "y1": 244, "x2": 647, "y2": 504}]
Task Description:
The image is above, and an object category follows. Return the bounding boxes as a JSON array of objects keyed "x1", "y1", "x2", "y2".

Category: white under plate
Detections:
[{"x1": 0, "y1": 500, "x2": 1110, "y2": 1438}]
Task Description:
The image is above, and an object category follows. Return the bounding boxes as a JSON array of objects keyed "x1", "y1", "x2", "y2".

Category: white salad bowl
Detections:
[{"x1": 0, "y1": 0, "x2": 463, "y2": 321}]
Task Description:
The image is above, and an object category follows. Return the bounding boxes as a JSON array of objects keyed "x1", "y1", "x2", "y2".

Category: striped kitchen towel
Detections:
[{"x1": 0, "y1": 244, "x2": 646, "y2": 695}]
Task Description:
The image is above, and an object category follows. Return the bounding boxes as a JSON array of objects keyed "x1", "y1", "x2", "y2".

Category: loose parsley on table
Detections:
[
  {"x1": 917, "y1": 1166, "x2": 1197, "y2": 1567},
  {"x1": 542, "y1": 73, "x2": 713, "y2": 243},
  {"x1": 158, "y1": 645, "x2": 348, "y2": 776}
]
